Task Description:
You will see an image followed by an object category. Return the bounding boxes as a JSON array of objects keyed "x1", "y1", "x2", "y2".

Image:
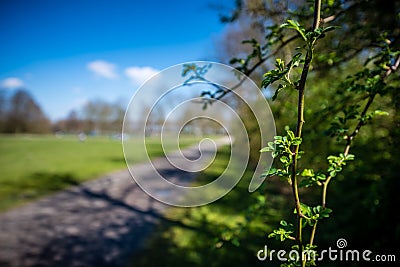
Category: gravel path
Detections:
[{"x1": 0, "y1": 138, "x2": 230, "y2": 267}]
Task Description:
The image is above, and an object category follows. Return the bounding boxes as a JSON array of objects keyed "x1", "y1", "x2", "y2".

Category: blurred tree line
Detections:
[
  {"x1": 0, "y1": 89, "x2": 51, "y2": 133},
  {"x1": 0, "y1": 88, "x2": 125, "y2": 134},
  {"x1": 53, "y1": 99, "x2": 125, "y2": 135},
  {"x1": 215, "y1": 0, "x2": 399, "y2": 263}
]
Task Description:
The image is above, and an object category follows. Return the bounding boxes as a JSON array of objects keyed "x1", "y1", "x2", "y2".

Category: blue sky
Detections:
[{"x1": 0, "y1": 0, "x2": 231, "y2": 120}]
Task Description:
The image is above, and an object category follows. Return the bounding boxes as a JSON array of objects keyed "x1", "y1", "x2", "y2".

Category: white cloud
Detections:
[
  {"x1": 87, "y1": 60, "x2": 118, "y2": 79},
  {"x1": 125, "y1": 66, "x2": 159, "y2": 85},
  {"x1": 0, "y1": 77, "x2": 24, "y2": 89}
]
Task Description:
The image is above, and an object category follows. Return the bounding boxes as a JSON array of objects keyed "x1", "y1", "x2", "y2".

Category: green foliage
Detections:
[
  {"x1": 326, "y1": 104, "x2": 359, "y2": 139},
  {"x1": 261, "y1": 54, "x2": 302, "y2": 100},
  {"x1": 260, "y1": 130, "x2": 302, "y2": 182},
  {"x1": 211, "y1": 1, "x2": 400, "y2": 267},
  {"x1": 260, "y1": 130, "x2": 302, "y2": 158},
  {"x1": 124, "y1": 1, "x2": 400, "y2": 267},
  {"x1": 299, "y1": 169, "x2": 326, "y2": 188},
  {"x1": 325, "y1": 37, "x2": 396, "y2": 144},
  {"x1": 220, "y1": 2, "x2": 400, "y2": 267},
  {"x1": 268, "y1": 220, "x2": 295, "y2": 241},
  {"x1": 261, "y1": 18, "x2": 339, "y2": 106},
  {"x1": 281, "y1": 20, "x2": 307, "y2": 42},
  {"x1": 294, "y1": 203, "x2": 332, "y2": 226},
  {"x1": 326, "y1": 153, "x2": 354, "y2": 177},
  {"x1": 281, "y1": 19, "x2": 338, "y2": 49}
]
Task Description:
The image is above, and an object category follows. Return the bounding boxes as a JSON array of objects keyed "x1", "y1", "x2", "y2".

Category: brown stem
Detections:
[
  {"x1": 291, "y1": 2, "x2": 322, "y2": 267},
  {"x1": 309, "y1": 221, "x2": 318, "y2": 246}
]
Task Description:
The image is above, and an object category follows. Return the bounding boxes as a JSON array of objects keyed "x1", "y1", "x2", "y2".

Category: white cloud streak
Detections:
[
  {"x1": 125, "y1": 66, "x2": 159, "y2": 85},
  {"x1": 87, "y1": 60, "x2": 118, "y2": 79},
  {"x1": 0, "y1": 77, "x2": 24, "y2": 89}
]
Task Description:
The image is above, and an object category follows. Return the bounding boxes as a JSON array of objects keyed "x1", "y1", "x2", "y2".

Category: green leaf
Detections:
[
  {"x1": 268, "y1": 221, "x2": 294, "y2": 242},
  {"x1": 261, "y1": 168, "x2": 278, "y2": 177},
  {"x1": 283, "y1": 53, "x2": 302, "y2": 73},
  {"x1": 262, "y1": 53, "x2": 301, "y2": 97},
  {"x1": 280, "y1": 156, "x2": 289, "y2": 164},
  {"x1": 374, "y1": 110, "x2": 389, "y2": 116},
  {"x1": 311, "y1": 206, "x2": 332, "y2": 220},
  {"x1": 320, "y1": 207, "x2": 333, "y2": 219},
  {"x1": 299, "y1": 170, "x2": 326, "y2": 188},
  {"x1": 260, "y1": 146, "x2": 272, "y2": 152},
  {"x1": 271, "y1": 84, "x2": 286, "y2": 101},
  {"x1": 322, "y1": 26, "x2": 339, "y2": 33},
  {"x1": 231, "y1": 238, "x2": 240, "y2": 247},
  {"x1": 300, "y1": 202, "x2": 312, "y2": 216},
  {"x1": 262, "y1": 59, "x2": 289, "y2": 88},
  {"x1": 291, "y1": 137, "x2": 302, "y2": 146},
  {"x1": 294, "y1": 202, "x2": 312, "y2": 217},
  {"x1": 299, "y1": 179, "x2": 312, "y2": 188},
  {"x1": 287, "y1": 130, "x2": 295, "y2": 140},
  {"x1": 301, "y1": 169, "x2": 314, "y2": 177},
  {"x1": 316, "y1": 173, "x2": 326, "y2": 180},
  {"x1": 281, "y1": 20, "x2": 307, "y2": 41}
]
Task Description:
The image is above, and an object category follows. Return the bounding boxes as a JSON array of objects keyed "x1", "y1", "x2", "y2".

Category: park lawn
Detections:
[
  {"x1": 0, "y1": 134, "x2": 201, "y2": 212},
  {"x1": 131, "y1": 146, "x2": 290, "y2": 267}
]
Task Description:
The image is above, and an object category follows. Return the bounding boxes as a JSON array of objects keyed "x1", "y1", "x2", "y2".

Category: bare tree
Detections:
[
  {"x1": 3, "y1": 89, "x2": 50, "y2": 133},
  {"x1": 80, "y1": 99, "x2": 125, "y2": 134}
]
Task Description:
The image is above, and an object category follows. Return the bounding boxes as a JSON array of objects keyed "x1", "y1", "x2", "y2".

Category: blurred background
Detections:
[
  {"x1": 1, "y1": 0, "x2": 399, "y2": 267},
  {"x1": 0, "y1": 0, "x2": 232, "y2": 209}
]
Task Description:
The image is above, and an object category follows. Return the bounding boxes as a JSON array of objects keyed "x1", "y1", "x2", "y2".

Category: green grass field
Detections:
[{"x1": 0, "y1": 134, "x2": 201, "y2": 212}]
